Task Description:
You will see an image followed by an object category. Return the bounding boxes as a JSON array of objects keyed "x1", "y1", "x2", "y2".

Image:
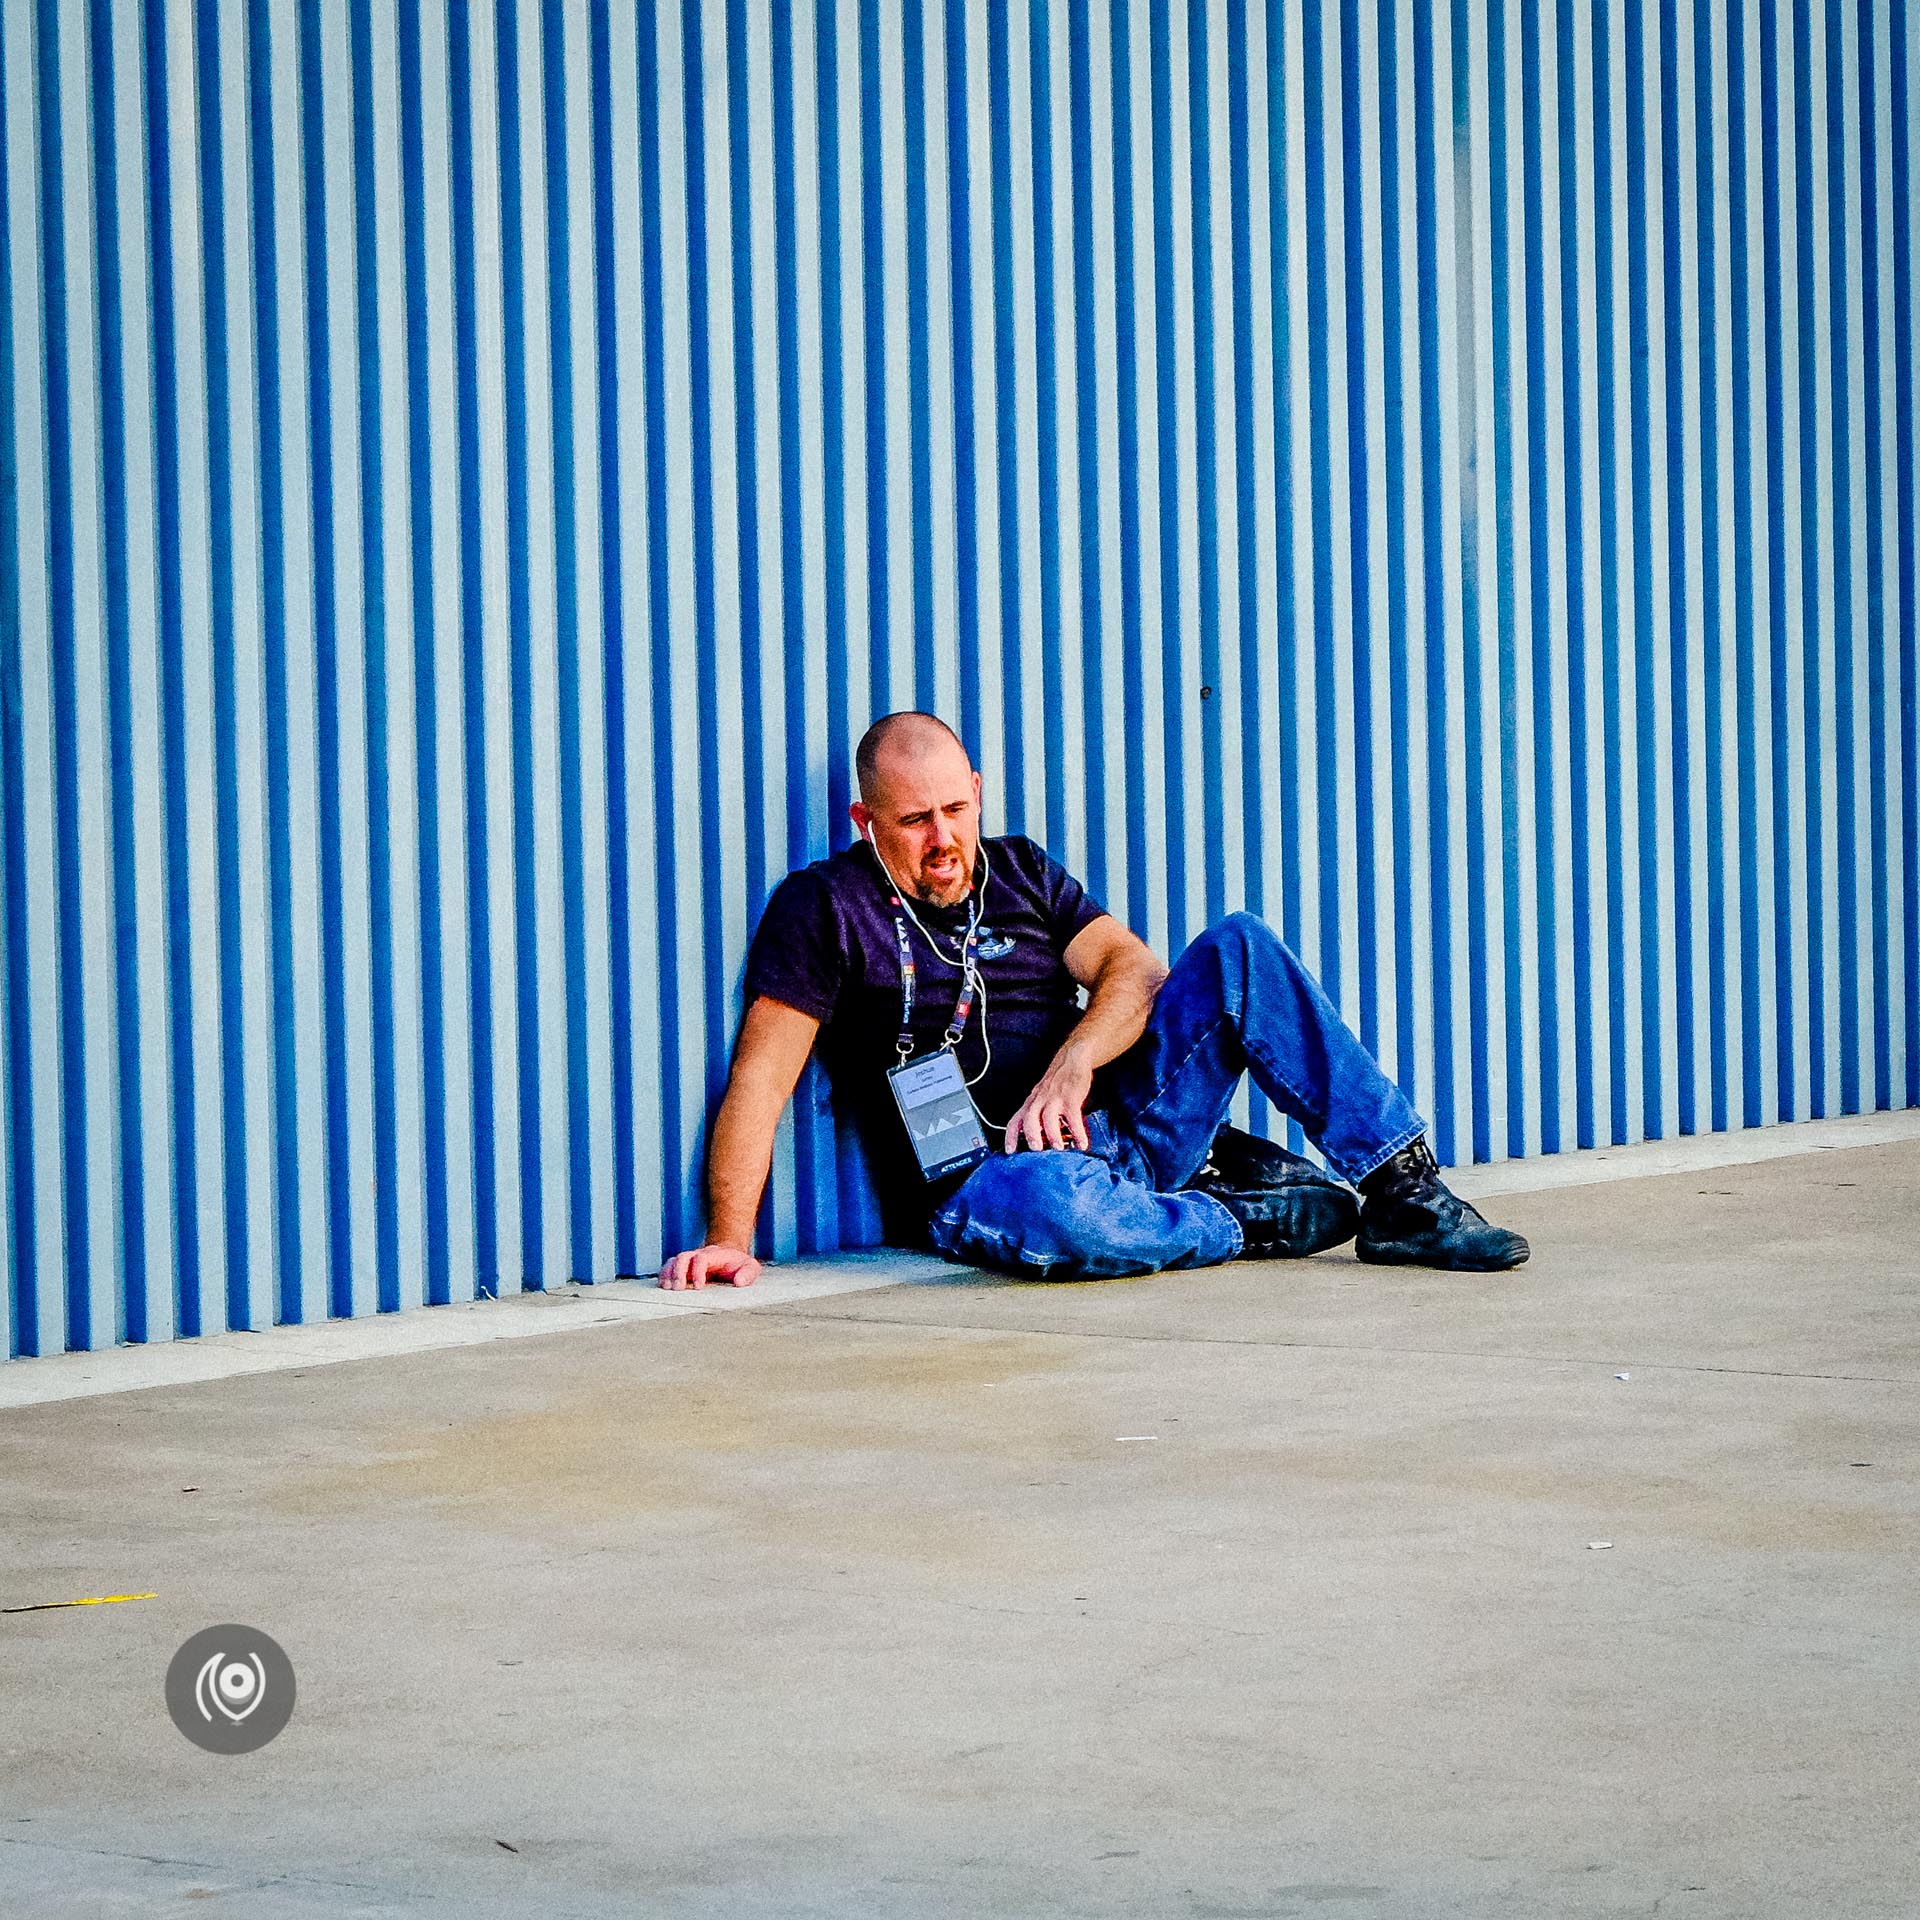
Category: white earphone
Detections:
[
  {"x1": 863, "y1": 822, "x2": 993, "y2": 960},
  {"x1": 864, "y1": 822, "x2": 998, "y2": 1093}
]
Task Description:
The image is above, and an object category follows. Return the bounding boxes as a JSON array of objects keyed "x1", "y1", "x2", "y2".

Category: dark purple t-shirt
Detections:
[{"x1": 744, "y1": 835, "x2": 1108, "y2": 1243}]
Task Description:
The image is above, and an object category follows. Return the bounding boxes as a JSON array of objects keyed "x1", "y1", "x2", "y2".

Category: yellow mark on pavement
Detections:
[{"x1": 2, "y1": 1591, "x2": 157, "y2": 1614}]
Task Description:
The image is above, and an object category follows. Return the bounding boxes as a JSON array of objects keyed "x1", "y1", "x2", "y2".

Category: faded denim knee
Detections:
[{"x1": 927, "y1": 1148, "x2": 1239, "y2": 1281}]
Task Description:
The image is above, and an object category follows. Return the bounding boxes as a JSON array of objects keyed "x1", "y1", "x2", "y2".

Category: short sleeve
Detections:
[
  {"x1": 743, "y1": 868, "x2": 844, "y2": 1022},
  {"x1": 1007, "y1": 835, "x2": 1106, "y2": 951}
]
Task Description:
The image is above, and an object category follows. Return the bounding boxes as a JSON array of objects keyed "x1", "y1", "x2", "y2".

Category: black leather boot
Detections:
[
  {"x1": 1354, "y1": 1137, "x2": 1529, "y2": 1271},
  {"x1": 1185, "y1": 1124, "x2": 1359, "y2": 1258},
  {"x1": 1204, "y1": 1122, "x2": 1335, "y2": 1192}
]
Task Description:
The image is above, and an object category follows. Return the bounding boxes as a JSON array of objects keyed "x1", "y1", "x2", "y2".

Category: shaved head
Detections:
[
  {"x1": 855, "y1": 711, "x2": 970, "y2": 802},
  {"x1": 849, "y1": 712, "x2": 982, "y2": 906}
]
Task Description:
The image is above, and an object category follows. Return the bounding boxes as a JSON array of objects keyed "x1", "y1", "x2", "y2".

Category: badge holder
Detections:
[
  {"x1": 875, "y1": 838, "x2": 991, "y2": 1182},
  {"x1": 887, "y1": 1050, "x2": 991, "y2": 1181}
]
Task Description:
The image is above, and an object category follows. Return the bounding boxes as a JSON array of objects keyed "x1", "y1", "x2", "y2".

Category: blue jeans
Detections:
[{"x1": 925, "y1": 913, "x2": 1426, "y2": 1280}]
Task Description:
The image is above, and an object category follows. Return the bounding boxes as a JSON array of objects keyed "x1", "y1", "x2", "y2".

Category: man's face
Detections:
[{"x1": 850, "y1": 739, "x2": 984, "y2": 908}]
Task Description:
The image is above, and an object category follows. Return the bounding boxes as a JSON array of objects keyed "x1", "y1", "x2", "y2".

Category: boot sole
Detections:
[{"x1": 1355, "y1": 1241, "x2": 1530, "y2": 1272}]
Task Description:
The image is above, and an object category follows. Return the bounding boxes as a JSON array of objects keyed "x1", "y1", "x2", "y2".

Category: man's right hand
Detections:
[
  {"x1": 658, "y1": 1243, "x2": 764, "y2": 1290},
  {"x1": 662, "y1": 999, "x2": 817, "y2": 1293}
]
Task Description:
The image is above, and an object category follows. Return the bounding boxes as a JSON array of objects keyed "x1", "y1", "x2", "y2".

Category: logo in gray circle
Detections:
[{"x1": 165, "y1": 1625, "x2": 296, "y2": 1753}]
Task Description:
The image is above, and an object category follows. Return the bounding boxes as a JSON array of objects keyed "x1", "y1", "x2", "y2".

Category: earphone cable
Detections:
[{"x1": 865, "y1": 829, "x2": 1001, "y2": 1097}]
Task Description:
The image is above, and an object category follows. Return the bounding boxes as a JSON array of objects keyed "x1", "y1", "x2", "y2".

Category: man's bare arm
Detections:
[
  {"x1": 1004, "y1": 916, "x2": 1168, "y2": 1152},
  {"x1": 658, "y1": 996, "x2": 820, "y2": 1289}
]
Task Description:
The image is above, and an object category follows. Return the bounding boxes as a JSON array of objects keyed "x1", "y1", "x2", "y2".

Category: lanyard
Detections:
[{"x1": 882, "y1": 877, "x2": 982, "y2": 1062}]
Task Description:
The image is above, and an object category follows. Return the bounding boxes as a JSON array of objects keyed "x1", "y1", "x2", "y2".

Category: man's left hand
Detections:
[{"x1": 1005, "y1": 1049, "x2": 1095, "y2": 1153}]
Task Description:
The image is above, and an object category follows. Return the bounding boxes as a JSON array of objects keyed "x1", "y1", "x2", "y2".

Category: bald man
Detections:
[{"x1": 658, "y1": 711, "x2": 1527, "y2": 1289}]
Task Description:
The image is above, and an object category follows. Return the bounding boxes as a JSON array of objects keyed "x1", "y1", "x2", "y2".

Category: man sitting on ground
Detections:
[{"x1": 659, "y1": 712, "x2": 1527, "y2": 1289}]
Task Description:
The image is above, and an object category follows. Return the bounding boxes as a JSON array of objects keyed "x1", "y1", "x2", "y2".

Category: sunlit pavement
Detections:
[{"x1": 3, "y1": 1131, "x2": 1916, "y2": 1918}]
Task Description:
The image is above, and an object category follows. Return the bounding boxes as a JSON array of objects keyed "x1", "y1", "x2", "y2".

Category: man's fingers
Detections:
[
  {"x1": 658, "y1": 1245, "x2": 765, "y2": 1289},
  {"x1": 1005, "y1": 1086, "x2": 1095, "y2": 1154},
  {"x1": 1004, "y1": 1090, "x2": 1091, "y2": 1153},
  {"x1": 659, "y1": 1249, "x2": 713, "y2": 1289}
]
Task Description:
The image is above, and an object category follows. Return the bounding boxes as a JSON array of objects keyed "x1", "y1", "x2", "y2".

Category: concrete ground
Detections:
[{"x1": 2, "y1": 1133, "x2": 1917, "y2": 1919}]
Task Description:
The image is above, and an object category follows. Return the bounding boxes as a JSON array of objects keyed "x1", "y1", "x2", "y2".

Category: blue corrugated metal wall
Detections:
[{"x1": 3, "y1": 0, "x2": 1916, "y2": 1358}]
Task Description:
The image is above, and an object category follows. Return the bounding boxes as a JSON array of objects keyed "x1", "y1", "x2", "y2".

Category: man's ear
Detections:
[{"x1": 849, "y1": 800, "x2": 873, "y2": 840}]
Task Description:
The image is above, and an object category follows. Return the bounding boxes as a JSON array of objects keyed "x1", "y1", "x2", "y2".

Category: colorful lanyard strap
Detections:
[{"x1": 885, "y1": 885, "x2": 981, "y2": 1062}]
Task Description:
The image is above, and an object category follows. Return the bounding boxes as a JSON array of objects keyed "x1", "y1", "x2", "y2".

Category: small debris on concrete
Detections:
[
  {"x1": 1615, "y1": 1372, "x2": 1631, "y2": 1381},
  {"x1": 494, "y1": 1840, "x2": 520, "y2": 1854},
  {"x1": 1587, "y1": 1541, "x2": 1614, "y2": 1551},
  {"x1": 1114, "y1": 1435, "x2": 1158, "y2": 1442}
]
